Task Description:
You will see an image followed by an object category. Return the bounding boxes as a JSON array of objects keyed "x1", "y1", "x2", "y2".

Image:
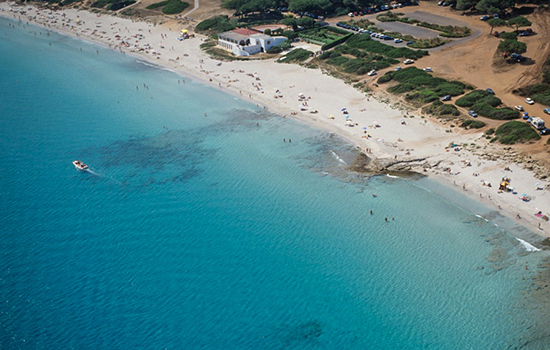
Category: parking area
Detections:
[
  {"x1": 374, "y1": 21, "x2": 440, "y2": 39},
  {"x1": 404, "y1": 10, "x2": 469, "y2": 27}
]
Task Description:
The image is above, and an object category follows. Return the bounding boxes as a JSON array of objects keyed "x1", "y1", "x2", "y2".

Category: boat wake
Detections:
[
  {"x1": 515, "y1": 237, "x2": 541, "y2": 252},
  {"x1": 330, "y1": 150, "x2": 347, "y2": 166}
]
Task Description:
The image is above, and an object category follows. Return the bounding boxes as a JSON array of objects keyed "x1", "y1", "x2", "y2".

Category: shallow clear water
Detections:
[{"x1": 0, "y1": 17, "x2": 548, "y2": 349}]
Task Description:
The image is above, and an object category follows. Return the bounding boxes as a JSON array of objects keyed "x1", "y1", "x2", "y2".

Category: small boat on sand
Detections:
[{"x1": 72, "y1": 160, "x2": 88, "y2": 171}]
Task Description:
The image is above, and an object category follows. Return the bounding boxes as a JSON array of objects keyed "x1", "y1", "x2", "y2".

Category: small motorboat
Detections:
[{"x1": 72, "y1": 160, "x2": 88, "y2": 171}]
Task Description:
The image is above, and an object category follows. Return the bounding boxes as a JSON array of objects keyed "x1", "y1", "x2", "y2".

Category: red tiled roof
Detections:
[{"x1": 232, "y1": 28, "x2": 262, "y2": 36}]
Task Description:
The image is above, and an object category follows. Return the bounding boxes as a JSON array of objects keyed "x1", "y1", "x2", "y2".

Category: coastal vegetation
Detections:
[
  {"x1": 455, "y1": 90, "x2": 519, "y2": 120},
  {"x1": 461, "y1": 119, "x2": 487, "y2": 129},
  {"x1": 494, "y1": 121, "x2": 541, "y2": 144},
  {"x1": 378, "y1": 67, "x2": 468, "y2": 103},
  {"x1": 91, "y1": 0, "x2": 135, "y2": 10},
  {"x1": 315, "y1": 36, "x2": 426, "y2": 76},
  {"x1": 278, "y1": 48, "x2": 312, "y2": 63},
  {"x1": 318, "y1": 49, "x2": 399, "y2": 75},
  {"x1": 515, "y1": 59, "x2": 550, "y2": 105},
  {"x1": 146, "y1": 0, "x2": 190, "y2": 14},
  {"x1": 196, "y1": 16, "x2": 236, "y2": 34},
  {"x1": 423, "y1": 100, "x2": 461, "y2": 120}
]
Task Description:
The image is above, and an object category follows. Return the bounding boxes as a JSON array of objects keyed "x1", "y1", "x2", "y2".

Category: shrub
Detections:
[
  {"x1": 498, "y1": 32, "x2": 518, "y2": 40},
  {"x1": 488, "y1": 107, "x2": 519, "y2": 120},
  {"x1": 161, "y1": 0, "x2": 189, "y2": 14},
  {"x1": 433, "y1": 82, "x2": 464, "y2": 96},
  {"x1": 146, "y1": 0, "x2": 168, "y2": 9},
  {"x1": 389, "y1": 83, "x2": 416, "y2": 94},
  {"x1": 498, "y1": 39, "x2": 527, "y2": 54},
  {"x1": 455, "y1": 90, "x2": 494, "y2": 107},
  {"x1": 196, "y1": 16, "x2": 235, "y2": 33},
  {"x1": 267, "y1": 46, "x2": 282, "y2": 54},
  {"x1": 282, "y1": 30, "x2": 298, "y2": 40},
  {"x1": 439, "y1": 104, "x2": 460, "y2": 116},
  {"x1": 495, "y1": 121, "x2": 540, "y2": 144},
  {"x1": 321, "y1": 33, "x2": 353, "y2": 51},
  {"x1": 417, "y1": 89, "x2": 439, "y2": 103},
  {"x1": 109, "y1": 0, "x2": 135, "y2": 10},
  {"x1": 278, "y1": 48, "x2": 312, "y2": 63},
  {"x1": 461, "y1": 120, "x2": 486, "y2": 129},
  {"x1": 377, "y1": 74, "x2": 393, "y2": 84}
]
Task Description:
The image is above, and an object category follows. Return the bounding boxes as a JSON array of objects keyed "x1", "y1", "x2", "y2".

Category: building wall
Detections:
[{"x1": 218, "y1": 35, "x2": 285, "y2": 56}]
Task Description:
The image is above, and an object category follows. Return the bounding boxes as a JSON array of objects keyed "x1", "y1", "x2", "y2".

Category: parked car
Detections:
[
  {"x1": 510, "y1": 53, "x2": 526, "y2": 63},
  {"x1": 404, "y1": 59, "x2": 414, "y2": 64},
  {"x1": 480, "y1": 15, "x2": 489, "y2": 20},
  {"x1": 348, "y1": 12, "x2": 354, "y2": 17},
  {"x1": 522, "y1": 112, "x2": 530, "y2": 120},
  {"x1": 441, "y1": 95, "x2": 451, "y2": 101},
  {"x1": 540, "y1": 128, "x2": 550, "y2": 135},
  {"x1": 406, "y1": 41, "x2": 415, "y2": 45},
  {"x1": 367, "y1": 70, "x2": 377, "y2": 76},
  {"x1": 525, "y1": 98, "x2": 535, "y2": 105},
  {"x1": 394, "y1": 38, "x2": 403, "y2": 43},
  {"x1": 423, "y1": 67, "x2": 433, "y2": 72},
  {"x1": 515, "y1": 105, "x2": 524, "y2": 111},
  {"x1": 395, "y1": 66, "x2": 402, "y2": 71},
  {"x1": 486, "y1": 88, "x2": 495, "y2": 95},
  {"x1": 468, "y1": 110, "x2": 478, "y2": 117},
  {"x1": 544, "y1": 108, "x2": 550, "y2": 115}
]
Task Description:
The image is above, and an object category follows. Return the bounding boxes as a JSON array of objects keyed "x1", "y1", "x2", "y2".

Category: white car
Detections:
[
  {"x1": 395, "y1": 66, "x2": 402, "y2": 71},
  {"x1": 367, "y1": 70, "x2": 377, "y2": 76},
  {"x1": 525, "y1": 98, "x2": 535, "y2": 105},
  {"x1": 423, "y1": 67, "x2": 433, "y2": 72},
  {"x1": 515, "y1": 105, "x2": 524, "y2": 111},
  {"x1": 404, "y1": 59, "x2": 414, "y2": 64}
]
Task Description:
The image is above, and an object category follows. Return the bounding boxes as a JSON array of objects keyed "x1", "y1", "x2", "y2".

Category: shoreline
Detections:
[{"x1": 2, "y1": 2, "x2": 549, "y2": 242}]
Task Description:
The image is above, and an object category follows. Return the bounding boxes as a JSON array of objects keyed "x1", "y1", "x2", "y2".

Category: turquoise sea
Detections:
[{"x1": 1, "y1": 17, "x2": 549, "y2": 349}]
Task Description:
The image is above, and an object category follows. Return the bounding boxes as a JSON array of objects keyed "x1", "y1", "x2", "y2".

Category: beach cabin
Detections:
[{"x1": 217, "y1": 28, "x2": 286, "y2": 57}]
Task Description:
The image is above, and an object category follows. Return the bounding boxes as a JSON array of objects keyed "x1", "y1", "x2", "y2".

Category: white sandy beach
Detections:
[{"x1": 2, "y1": 2, "x2": 549, "y2": 239}]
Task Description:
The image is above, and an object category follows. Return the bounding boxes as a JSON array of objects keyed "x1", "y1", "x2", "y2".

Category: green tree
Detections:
[
  {"x1": 456, "y1": 0, "x2": 476, "y2": 13},
  {"x1": 296, "y1": 16, "x2": 316, "y2": 28},
  {"x1": 281, "y1": 17, "x2": 298, "y2": 30},
  {"x1": 476, "y1": 0, "x2": 514, "y2": 14},
  {"x1": 498, "y1": 39, "x2": 527, "y2": 54},
  {"x1": 507, "y1": 16, "x2": 532, "y2": 32},
  {"x1": 225, "y1": 0, "x2": 276, "y2": 17},
  {"x1": 486, "y1": 18, "x2": 506, "y2": 34},
  {"x1": 288, "y1": 0, "x2": 334, "y2": 14}
]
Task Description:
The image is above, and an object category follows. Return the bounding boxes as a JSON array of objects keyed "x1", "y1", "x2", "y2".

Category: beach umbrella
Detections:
[
  {"x1": 181, "y1": 29, "x2": 188, "y2": 33},
  {"x1": 341, "y1": 108, "x2": 347, "y2": 111},
  {"x1": 362, "y1": 127, "x2": 367, "y2": 130},
  {"x1": 346, "y1": 115, "x2": 350, "y2": 119}
]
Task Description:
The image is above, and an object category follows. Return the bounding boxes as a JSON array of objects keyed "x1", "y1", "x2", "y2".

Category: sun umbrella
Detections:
[
  {"x1": 341, "y1": 108, "x2": 347, "y2": 111},
  {"x1": 181, "y1": 29, "x2": 188, "y2": 33},
  {"x1": 362, "y1": 127, "x2": 367, "y2": 130}
]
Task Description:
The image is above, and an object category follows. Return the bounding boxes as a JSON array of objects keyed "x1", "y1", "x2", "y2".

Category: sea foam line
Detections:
[
  {"x1": 515, "y1": 238, "x2": 541, "y2": 252},
  {"x1": 330, "y1": 150, "x2": 347, "y2": 166}
]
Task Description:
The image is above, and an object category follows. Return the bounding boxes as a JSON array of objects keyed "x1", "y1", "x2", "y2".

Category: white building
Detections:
[{"x1": 218, "y1": 28, "x2": 286, "y2": 57}]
